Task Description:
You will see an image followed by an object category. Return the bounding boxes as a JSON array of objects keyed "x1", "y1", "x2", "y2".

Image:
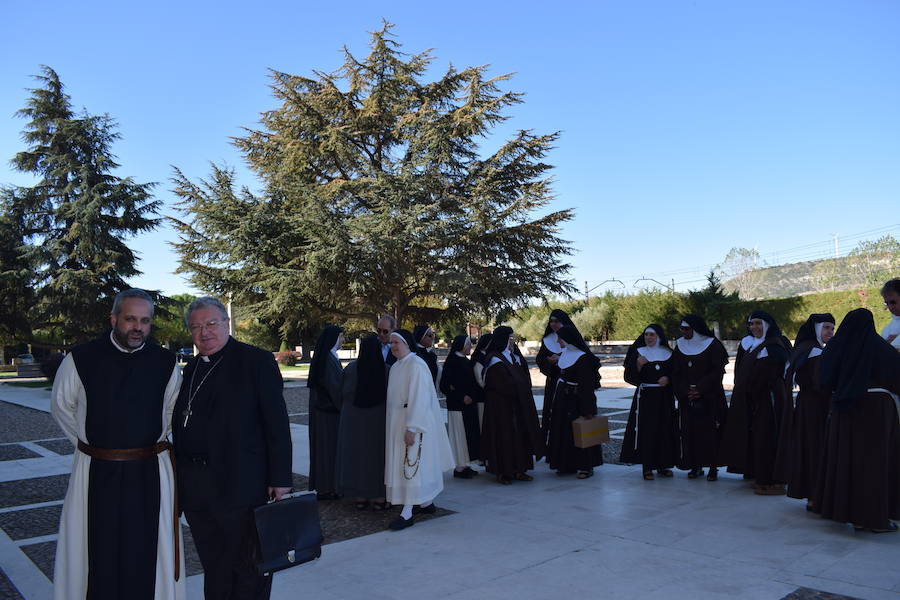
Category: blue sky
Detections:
[{"x1": 2, "y1": 0, "x2": 898, "y2": 297}]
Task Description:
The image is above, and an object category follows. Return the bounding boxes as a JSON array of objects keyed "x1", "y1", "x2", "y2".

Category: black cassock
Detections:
[
  {"x1": 439, "y1": 353, "x2": 481, "y2": 461},
  {"x1": 71, "y1": 336, "x2": 175, "y2": 600},
  {"x1": 415, "y1": 346, "x2": 439, "y2": 383}
]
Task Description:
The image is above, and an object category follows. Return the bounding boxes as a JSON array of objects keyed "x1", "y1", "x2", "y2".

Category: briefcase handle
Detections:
[{"x1": 266, "y1": 490, "x2": 315, "y2": 503}]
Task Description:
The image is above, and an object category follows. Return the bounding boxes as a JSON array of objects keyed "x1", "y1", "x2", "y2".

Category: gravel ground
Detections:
[{"x1": 0, "y1": 401, "x2": 64, "y2": 443}]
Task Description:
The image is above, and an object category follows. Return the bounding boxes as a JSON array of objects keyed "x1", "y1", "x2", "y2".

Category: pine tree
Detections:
[
  {"x1": 1, "y1": 66, "x2": 160, "y2": 344},
  {"x1": 173, "y1": 22, "x2": 575, "y2": 325}
]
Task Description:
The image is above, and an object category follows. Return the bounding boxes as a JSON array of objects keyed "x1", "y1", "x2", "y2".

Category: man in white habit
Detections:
[
  {"x1": 385, "y1": 329, "x2": 455, "y2": 530},
  {"x1": 51, "y1": 289, "x2": 183, "y2": 600}
]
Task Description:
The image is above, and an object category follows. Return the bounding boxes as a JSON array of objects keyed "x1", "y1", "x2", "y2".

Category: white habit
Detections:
[
  {"x1": 51, "y1": 349, "x2": 184, "y2": 600},
  {"x1": 384, "y1": 352, "x2": 454, "y2": 505}
]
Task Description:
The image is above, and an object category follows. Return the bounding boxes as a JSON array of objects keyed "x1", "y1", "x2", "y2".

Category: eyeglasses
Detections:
[
  {"x1": 376, "y1": 328, "x2": 391, "y2": 334},
  {"x1": 189, "y1": 319, "x2": 226, "y2": 333}
]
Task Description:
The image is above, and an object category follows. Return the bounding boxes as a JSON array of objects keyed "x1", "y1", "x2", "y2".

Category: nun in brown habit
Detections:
[
  {"x1": 671, "y1": 315, "x2": 729, "y2": 481},
  {"x1": 812, "y1": 308, "x2": 900, "y2": 532},
  {"x1": 480, "y1": 326, "x2": 545, "y2": 484},
  {"x1": 719, "y1": 310, "x2": 792, "y2": 495},
  {"x1": 773, "y1": 313, "x2": 834, "y2": 509},
  {"x1": 620, "y1": 324, "x2": 679, "y2": 479}
]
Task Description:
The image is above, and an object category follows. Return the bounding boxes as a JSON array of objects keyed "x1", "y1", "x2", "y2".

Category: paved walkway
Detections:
[{"x1": 1, "y1": 381, "x2": 897, "y2": 599}]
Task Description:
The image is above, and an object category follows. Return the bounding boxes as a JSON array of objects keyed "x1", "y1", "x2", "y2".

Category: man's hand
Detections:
[
  {"x1": 404, "y1": 430, "x2": 417, "y2": 446},
  {"x1": 268, "y1": 486, "x2": 291, "y2": 502}
]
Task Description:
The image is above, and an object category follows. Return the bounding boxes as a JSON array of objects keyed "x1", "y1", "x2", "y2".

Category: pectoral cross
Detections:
[{"x1": 182, "y1": 409, "x2": 191, "y2": 428}]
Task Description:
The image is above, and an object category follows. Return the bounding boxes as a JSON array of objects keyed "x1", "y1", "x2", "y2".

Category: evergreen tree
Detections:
[
  {"x1": 172, "y1": 22, "x2": 574, "y2": 325},
  {"x1": 688, "y1": 270, "x2": 739, "y2": 332},
  {"x1": 1, "y1": 66, "x2": 160, "y2": 344}
]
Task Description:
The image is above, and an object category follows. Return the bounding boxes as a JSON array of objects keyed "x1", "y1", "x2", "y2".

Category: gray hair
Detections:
[
  {"x1": 112, "y1": 289, "x2": 155, "y2": 317},
  {"x1": 185, "y1": 296, "x2": 229, "y2": 327},
  {"x1": 376, "y1": 314, "x2": 397, "y2": 330}
]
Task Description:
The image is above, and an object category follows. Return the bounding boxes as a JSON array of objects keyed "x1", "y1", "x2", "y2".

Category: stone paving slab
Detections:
[
  {"x1": 0, "y1": 564, "x2": 25, "y2": 600},
  {"x1": 32, "y1": 440, "x2": 71, "y2": 456},
  {"x1": 0, "y1": 506, "x2": 61, "y2": 541},
  {"x1": 0, "y1": 475, "x2": 68, "y2": 509},
  {"x1": 0, "y1": 446, "x2": 41, "y2": 462}
]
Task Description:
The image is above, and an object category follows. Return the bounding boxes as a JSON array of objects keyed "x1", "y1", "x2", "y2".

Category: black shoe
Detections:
[
  {"x1": 388, "y1": 515, "x2": 415, "y2": 531},
  {"x1": 413, "y1": 503, "x2": 436, "y2": 515},
  {"x1": 453, "y1": 469, "x2": 474, "y2": 479},
  {"x1": 463, "y1": 466, "x2": 478, "y2": 476}
]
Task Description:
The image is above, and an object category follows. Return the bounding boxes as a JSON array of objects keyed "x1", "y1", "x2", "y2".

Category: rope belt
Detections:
[{"x1": 77, "y1": 440, "x2": 181, "y2": 581}]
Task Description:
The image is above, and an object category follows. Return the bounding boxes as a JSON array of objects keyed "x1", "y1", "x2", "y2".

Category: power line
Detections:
[{"x1": 584, "y1": 224, "x2": 900, "y2": 294}]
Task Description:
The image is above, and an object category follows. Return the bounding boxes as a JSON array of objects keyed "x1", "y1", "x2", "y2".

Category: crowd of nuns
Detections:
[{"x1": 304, "y1": 278, "x2": 900, "y2": 533}]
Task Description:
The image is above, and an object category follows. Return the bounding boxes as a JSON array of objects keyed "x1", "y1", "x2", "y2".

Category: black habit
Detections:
[
  {"x1": 439, "y1": 350, "x2": 482, "y2": 461},
  {"x1": 672, "y1": 334, "x2": 729, "y2": 470},
  {"x1": 719, "y1": 311, "x2": 791, "y2": 486},
  {"x1": 620, "y1": 327, "x2": 679, "y2": 471},
  {"x1": 307, "y1": 325, "x2": 343, "y2": 495},
  {"x1": 70, "y1": 335, "x2": 176, "y2": 600}
]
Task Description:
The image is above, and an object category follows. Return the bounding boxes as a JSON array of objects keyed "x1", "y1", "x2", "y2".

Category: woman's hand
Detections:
[
  {"x1": 658, "y1": 376, "x2": 670, "y2": 387},
  {"x1": 404, "y1": 430, "x2": 417, "y2": 446},
  {"x1": 463, "y1": 395, "x2": 473, "y2": 405},
  {"x1": 636, "y1": 355, "x2": 648, "y2": 369},
  {"x1": 547, "y1": 354, "x2": 560, "y2": 364}
]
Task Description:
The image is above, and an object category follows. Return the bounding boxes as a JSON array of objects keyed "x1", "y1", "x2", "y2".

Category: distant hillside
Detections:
[{"x1": 723, "y1": 252, "x2": 899, "y2": 299}]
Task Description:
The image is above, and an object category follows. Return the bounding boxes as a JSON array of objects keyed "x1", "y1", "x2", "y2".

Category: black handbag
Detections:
[{"x1": 253, "y1": 492, "x2": 323, "y2": 575}]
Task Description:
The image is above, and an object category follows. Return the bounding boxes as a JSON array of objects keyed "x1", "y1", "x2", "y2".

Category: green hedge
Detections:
[{"x1": 505, "y1": 287, "x2": 892, "y2": 342}]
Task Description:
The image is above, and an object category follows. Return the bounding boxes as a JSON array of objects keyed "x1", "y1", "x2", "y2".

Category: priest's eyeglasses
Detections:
[{"x1": 189, "y1": 319, "x2": 226, "y2": 333}]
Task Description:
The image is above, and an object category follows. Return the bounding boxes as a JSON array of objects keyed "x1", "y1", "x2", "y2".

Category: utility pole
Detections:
[{"x1": 832, "y1": 233, "x2": 839, "y2": 258}]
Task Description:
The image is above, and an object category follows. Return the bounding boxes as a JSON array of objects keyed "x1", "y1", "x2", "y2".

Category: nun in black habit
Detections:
[
  {"x1": 439, "y1": 335, "x2": 481, "y2": 478},
  {"x1": 812, "y1": 309, "x2": 900, "y2": 532},
  {"x1": 672, "y1": 315, "x2": 729, "y2": 481},
  {"x1": 307, "y1": 325, "x2": 344, "y2": 500},
  {"x1": 471, "y1": 333, "x2": 493, "y2": 437},
  {"x1": 620, "y1": 324, "x2": 679, "y2": 479},
  {"x1": 719, "y1": 310, "x2": 791, "y2": 495},
  {"x1": 335, "y1": 336, "x2": 389, "y2": 510},
  {"x1": 536, "y1": 309, "x2": 576, "y2": 454},
  {"x1": 413, "y1": 324, "x2": 439, "y2": 385},
  {"x1": 545, "y1": 326, "x2": 603, "y2": 478},
  {"x1": 481, "y1": 326, "x2": 545, "y2": 484},
  {"x1": 774, "y1": 313, "x2": 834, "y2": 508}
]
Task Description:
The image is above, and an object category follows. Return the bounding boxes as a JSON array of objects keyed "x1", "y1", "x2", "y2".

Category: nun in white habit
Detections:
[{"x1": 384, "y1": 330, "x2": 454, "y2": 531}]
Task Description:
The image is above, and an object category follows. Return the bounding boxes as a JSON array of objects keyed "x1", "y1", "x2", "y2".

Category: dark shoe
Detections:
[
  {"x1": 643, "y1": 471, "x2": 655, "y2": 480},
  {"x1": 388, "y1": 515, "x2": 415, "y2": 531},
  {"x1": 462, "y1": 466, "x2": 479, "y2": 477},
  {"x1": 658, "y1": 469, "x2": 673, "y2": 478},
  {"x1": 687, "y1": 468, "x2": 704, "y2": 479},
  {"x1": 413, "y1": 503, "x2": 436, "y2": 515},
  {"x1": 706, "y1": 469, "x2": 718, "y2": 482},
  {"x1": 576, "y1": 470, "x2": 594, "y2": 479},
  {"x1": 453, "y1": 469, "x2": 474, "y2": 479},
  {"x1": 370, "y1": 500, "x2": 391, "y2": 511},
  {"x1": 513, "y1": 472, "x2": 533, "y2": 481},
  {"x1": 354, "y1": 500, "x2": 370, "y2": 511},
  {"x1": 497, "y1": 475, "x2": 512, "y2": 485}
]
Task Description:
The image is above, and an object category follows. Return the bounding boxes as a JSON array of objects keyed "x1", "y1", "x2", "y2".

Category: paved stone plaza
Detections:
[{"x1": 1, "y1": 372, "x2": 898, "y2": 599}]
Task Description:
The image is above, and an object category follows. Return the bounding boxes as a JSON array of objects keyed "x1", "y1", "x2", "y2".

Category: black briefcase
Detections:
[{"x1": 253, "y1": 492, "x2": 323, "y2": 575}]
